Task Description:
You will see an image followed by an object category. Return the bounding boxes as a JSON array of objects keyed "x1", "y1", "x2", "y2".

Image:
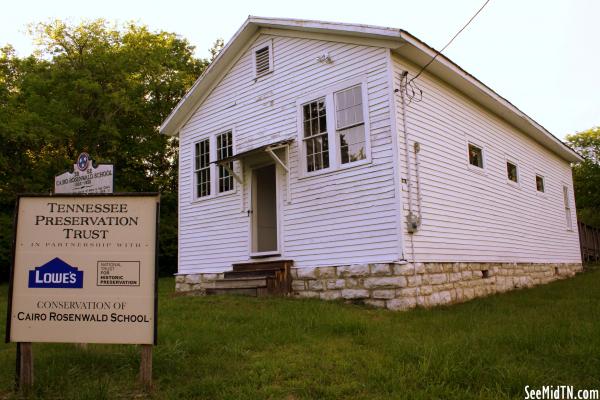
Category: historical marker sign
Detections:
[
  {"x1": 6, "y1": 194, "x2": 159, "y2": 345},
  {"x1": 54, "y1": 153, "x2": 114, "y2": 194}
]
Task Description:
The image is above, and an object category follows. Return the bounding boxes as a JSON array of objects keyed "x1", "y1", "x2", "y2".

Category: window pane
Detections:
[
  {"x1": 318, "y1": 101, "x2": 326, "y2": 117},
  {"x1": 303, "y1": 99, "x2": 329, "y2": 172},
  {"x1": 319, "y1": 114, "x2": 327, "y2": 134},
  {"x1": 310, "y1": 102, "x2": 318, "y2": 119},
  {"x1": 307, "y1": 154, "x2": 314, "y2": 172},
  {"x1": 303, "y1": 104, "x2": 310, "y2": 125},
  {"x1": 335, "y1": 85, "x2": 363, "y2": 129},
  {"x1": 311, "y1": 116, "x2": 318, "y2": 136},
  {"x1": 536, "y1": 175, "x2": 545, "y2": 192},
  {"x1": 468, "y1": 144, "x2": 483, "y2": 168},
  {"x1": 195, "y1": 139, "x2": 210, "y2": 197},
  {"x1": 322, "y1": 135, "x2": 330, "y2": 168},
  {"x1": 339, "y1": 125, "x2": 366, "y2": 164},
  {"x1": 314, "y1": 149, "x2": 322, "y2": 170},
  {"x1": 507, "y1": 162, "x2": 518, "y2": 183},
  {"x1": 216, "y1": 131, "x2": 234, "y2": 193}
]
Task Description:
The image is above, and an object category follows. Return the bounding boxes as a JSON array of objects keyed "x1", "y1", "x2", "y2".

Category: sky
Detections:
[{"x1": 1, "y1": 0, "x2": 598, "y2": 140}]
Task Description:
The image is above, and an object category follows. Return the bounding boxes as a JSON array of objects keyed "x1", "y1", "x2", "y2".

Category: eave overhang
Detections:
[{"x1": 160, "y1": 16, "x2": 582, "y2": 164}]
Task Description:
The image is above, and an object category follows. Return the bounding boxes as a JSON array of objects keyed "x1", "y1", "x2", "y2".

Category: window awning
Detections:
[
  {"x1": 212, "y1": 138, "x2": 294, "y2": 165},
  {"x1": 211, "y1": 138, "x2": 293, "y2": 189}
]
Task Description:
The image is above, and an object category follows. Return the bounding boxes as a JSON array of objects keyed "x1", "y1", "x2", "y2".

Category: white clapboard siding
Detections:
[
  {"x1": 392, "y1": 54, "x2": 581, "y2": 263},
  {"x1": 177, "y1": 33, "x2": 401, "y2": 273}
]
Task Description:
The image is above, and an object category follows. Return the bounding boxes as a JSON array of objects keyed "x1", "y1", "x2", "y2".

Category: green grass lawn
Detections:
[{"x1": 1, "y1": 267, "x2": 599, "y2": 400}]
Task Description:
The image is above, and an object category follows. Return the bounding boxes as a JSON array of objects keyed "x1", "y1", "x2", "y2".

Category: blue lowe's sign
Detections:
[{"x1": 28, "y1": 258, "x2": 84, "y2": 289}]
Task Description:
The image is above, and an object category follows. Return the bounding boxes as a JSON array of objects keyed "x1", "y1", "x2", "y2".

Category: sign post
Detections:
[{"x1": 6, "y1": 194, "x2": 159, "y2": 390}]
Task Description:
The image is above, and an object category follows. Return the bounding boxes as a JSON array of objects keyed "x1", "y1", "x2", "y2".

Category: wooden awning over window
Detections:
[
  {"x1": 211, "y1": 138, "x2": 293, "y2": 203},
  {"x1": 211, "y1": 138, "x2": 294, "y2": 165}
]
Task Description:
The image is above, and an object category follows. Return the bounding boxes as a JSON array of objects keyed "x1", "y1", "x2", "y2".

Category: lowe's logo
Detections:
[{"x1": 28, "y1": 258, "x2": 84, "y2": 288}]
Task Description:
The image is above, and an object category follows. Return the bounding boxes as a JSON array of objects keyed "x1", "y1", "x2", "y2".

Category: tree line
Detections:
[
  {"x1": 0, "y1": 20, "x2": 598, "y2": 280},
  {"x1": 0, "y1": 20, "x2": 220, "y2": 279}
]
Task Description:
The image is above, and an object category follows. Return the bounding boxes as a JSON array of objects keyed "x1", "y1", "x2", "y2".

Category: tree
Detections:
[
  {"x1": 566, "y1": 127, "x2": 600, "y2": 228},
  {"x1": 0, "y1": 20, "x2": 209, "y2": 278}
]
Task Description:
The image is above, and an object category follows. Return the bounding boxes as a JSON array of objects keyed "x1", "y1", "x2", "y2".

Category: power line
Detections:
[{"x1": 409, "y1": 0, "x2": 492, "y2": 84}]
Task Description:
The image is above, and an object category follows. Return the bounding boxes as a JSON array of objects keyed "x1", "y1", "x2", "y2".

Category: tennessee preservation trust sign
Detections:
[{"x1": 6, "y1": 194, "x2": 159, "y2": 345}]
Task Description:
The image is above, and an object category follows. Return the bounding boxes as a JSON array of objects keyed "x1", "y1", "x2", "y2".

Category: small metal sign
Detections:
[{"x1": 54, "y1": 153, "x2": 114, "y2": 194}]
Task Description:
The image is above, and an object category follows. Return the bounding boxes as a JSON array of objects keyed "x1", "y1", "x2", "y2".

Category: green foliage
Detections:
[
  {"x1": 566, "y1": 127, "x2": 600, "y2": 227},
  {"x1": 1, "y1": 271, "x2": 600, "y2": 398},
  {"x1": 0, "y1": 20, "x2": 209, "y2": 277}
]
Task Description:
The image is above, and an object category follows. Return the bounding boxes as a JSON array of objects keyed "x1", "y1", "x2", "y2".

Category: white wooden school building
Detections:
[{"x1": 161, "y1": 17, "x2": 583, "y2": 309}]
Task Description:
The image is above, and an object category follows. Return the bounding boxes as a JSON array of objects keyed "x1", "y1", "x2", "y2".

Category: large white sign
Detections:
[
  {"x1": 54, "y1": 153, "x2": 114, "y2": 194},
  {"x1": 6, "y1": 194, "x2": 159, "y2": 344}
]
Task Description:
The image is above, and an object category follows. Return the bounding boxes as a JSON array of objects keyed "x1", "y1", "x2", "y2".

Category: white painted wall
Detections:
[
  {"x1": 177, "y1": 32, "x2": 401, "y2": 273},
  {"x1": 392, "y1": 54, "x2": 581, "y2": 263}
]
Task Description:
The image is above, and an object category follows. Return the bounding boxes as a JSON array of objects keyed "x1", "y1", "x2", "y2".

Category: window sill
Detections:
[
  {"x1": 506, "y1": 180, "x2": 520, "y2": 189},
  {"x1": 190, "y1": 188, "x2": 238, "y2": 204},
  {"x1": 298, "y1": 158, "x2": 372, "y2": 180},
  {"x1": 250, "y1": 251, "x2": 281, "y2": 258},
  {"x1": 466, "y1": 163, "x2": 486, "y2": 176}
]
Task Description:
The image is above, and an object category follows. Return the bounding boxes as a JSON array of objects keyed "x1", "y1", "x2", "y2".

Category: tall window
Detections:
[
  {"x1": 563, "y1": 186, "x2": 572, "y2": 230},
  {"x1": 335, "y1": 85, "x2": 366, "y2": 164},
  {"x1": 302, "y1": 99, "x2": 329, "y2": 172},
  {"x1": 506, "y1": 161, "x2": 518, "y2": 183},
  {"x1": 217, "y1": 131, "x2": 234, "y2": 193},
  {"x1": 195, "y1": 139, "x2": 210, "y2": 198}
]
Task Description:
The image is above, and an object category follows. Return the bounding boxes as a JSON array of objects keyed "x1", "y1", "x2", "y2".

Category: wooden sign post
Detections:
[
  {"x1": 140, "y1": 344, "x2": 153, "y2": 388},
  {"x1": 6, "y1": 194, "x2": 159, "y2": 392},
  {"x1": 16, "y1": 342, "x2": 33, "y2": 390}
]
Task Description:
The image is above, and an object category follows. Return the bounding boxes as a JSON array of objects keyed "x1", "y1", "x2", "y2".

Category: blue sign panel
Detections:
[{"x1": 28, "y1": 257, "x2": 84, "y2": 289}]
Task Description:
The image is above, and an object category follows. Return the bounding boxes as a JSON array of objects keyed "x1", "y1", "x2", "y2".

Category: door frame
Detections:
[{"x1": 249, "y1": 162, "x2": 281, "y2": 258}]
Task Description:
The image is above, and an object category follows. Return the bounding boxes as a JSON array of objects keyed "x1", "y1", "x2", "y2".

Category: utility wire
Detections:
[{"x1": 409, "y1": 0, "x2": 492, "y2": 84}]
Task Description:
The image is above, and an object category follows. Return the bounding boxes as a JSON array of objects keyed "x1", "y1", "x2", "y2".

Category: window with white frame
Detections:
[
  {"x1": 335, "y1": 85, "x2": 366, "y2": 164},
  {"x1": 302, "y1": 99, "x2": 330, "y2": 172},
  {"x1": 536, "y1": 175, "x2": 545, "y2": 192},
  {"x1": 299, "y1": 80, "x2": 370, "y2": 175},
  {"x1": 468, "y1": 143, "x2": 484, "y2": 168},
  {"x1": 217, "y1": 130, "x2": 234, "y2": 193},
  {"x1": 563, "y1": 185, "x2": 572, "y2": 230},
  {"x1": 195, "y1": 139, "x2": 210, "y2": 198},
  {"x1": 506, "y1": 161, "x2": 518, "y2": 183}
]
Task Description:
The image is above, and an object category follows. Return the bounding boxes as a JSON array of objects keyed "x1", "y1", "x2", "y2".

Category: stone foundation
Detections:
[
  {"x1": 175, "y1": 272, "x2": 224, "y2": 294},
  {"x1": 290, "y1": 262, "x2": 583, "y2": 310},
  {"x1": 174, "y1": 262, "x2": 583, "y2": 311}
]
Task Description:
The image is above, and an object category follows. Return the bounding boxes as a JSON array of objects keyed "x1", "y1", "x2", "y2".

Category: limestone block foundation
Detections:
[
  {"x1": 290, "y1": 262, "x2": 583, "y2": 311},
  {"x1": 174, "y1": 272, "x2": 224, "y2": 294},
  {"x1": 174, "y1": 262, "x2": 583, "y2": 311}
]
